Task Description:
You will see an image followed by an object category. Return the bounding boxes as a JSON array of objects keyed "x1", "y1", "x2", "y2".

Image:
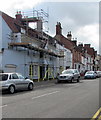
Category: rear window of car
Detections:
[
  {"x1": 0, "y1": 74, "x2": 8, "y2": 81},
  {"x1": 86, "y1": 71, "x2": 94, "y2": 74},
  {"x1": 97, "y1": 71, "x2": 101, "y2": 73},
  {"x1": 62, "y1": 70, "x2": 73, "y2": 74}
]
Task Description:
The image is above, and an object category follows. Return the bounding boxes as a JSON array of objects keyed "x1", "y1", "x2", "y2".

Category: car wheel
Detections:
[
  {"x1": 28, "y1": 83, "x2": 33, "y2": 90},
  {"x1": 71, "y1": 78, "x2": 73, "y2": 83},
  {"x1": 77, "y1": 77, "x2": 80, "y2": 82},
  {"x1": 57, "y1": 80, "x2": 60, "y2": 83},
  {"x1": 9, "y1": 85, "x2": 15, "y2": 94}
]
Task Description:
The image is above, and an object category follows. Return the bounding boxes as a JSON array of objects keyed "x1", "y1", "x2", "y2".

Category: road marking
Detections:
[
  {"x1": 91, "y1": 107, "x2": 101, "y2": 120},
  {"x1": 32, "y1": 91, "x2": 60, "y2": 100},
  {"x1": 0, "y1": 104, "x2": 7, "y2": 108},
  {"x1": 98, "y1": 115, "x2": 101, "y2": 120}
]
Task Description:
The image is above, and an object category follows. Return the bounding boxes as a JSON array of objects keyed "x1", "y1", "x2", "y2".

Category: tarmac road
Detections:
[{"x1": 1, "y1": 78, "x2": 100, "y2": 119}]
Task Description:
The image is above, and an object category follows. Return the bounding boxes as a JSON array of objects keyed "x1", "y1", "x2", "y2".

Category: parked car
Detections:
[
  {"x1": 96, "y1": 71, "x2": 101, "y2": 78},
  {"x1": 0, "y1": 73, "x2": 34, "y2": 94},
  {"x1": 84, "y1": 71, "x2": 97, "y2": 79},
  {"x1": 57, "y1": 69, "x2": 80, "y2": 83}
]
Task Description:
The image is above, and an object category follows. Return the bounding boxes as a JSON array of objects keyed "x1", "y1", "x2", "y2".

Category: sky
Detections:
[{"x1": 0, "y1": 0, "x2": 100, "y2": 53}]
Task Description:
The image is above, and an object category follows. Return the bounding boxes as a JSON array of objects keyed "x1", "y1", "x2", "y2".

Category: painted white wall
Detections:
[
  {"x1": 56, "y1": 43, "x2": 72, "y2": 73},
  {"x1": 0, "y1": 15, "x2": 2, "y2": 49},
  {"x1": 0, "y1": 15, "x2": 2, "y2": 70},
  {"x1": 64, "y1": 48, "x2": 72, "y2": 69},
  {"x1": 1, "y1": 16, "x2": 58, "y2": 78}
]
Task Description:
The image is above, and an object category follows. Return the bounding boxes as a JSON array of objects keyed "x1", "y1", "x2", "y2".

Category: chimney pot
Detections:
[
  {"x1": 67, "y1": 31, "x2": 72, "y2": 40},
  {"x1": 72, "y1": 40, "x2": 77, "y2": 46},
  {"x1": 84, "y1": 44, "x2": 91, "y2": 48},
  {"x1": 56, "y1": 22, "x2": 62, "y2": 35},
  {"x1": 15, "y1": 11, "x2": 22, "y2": 21}
]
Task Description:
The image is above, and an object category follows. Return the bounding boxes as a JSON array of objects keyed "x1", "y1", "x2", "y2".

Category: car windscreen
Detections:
[
  {"x1": 86, "y1": 71, "x2": 94, "y2": 74},
  {"x1": 62, "y1": 70, "x2": 73, "y2": 74},
  {"x1": 0, "y1": 74, "x2": 8, "y2": 81},
  {"x1": 97, "y1": 71, "x2": 101, "y2": 73}
]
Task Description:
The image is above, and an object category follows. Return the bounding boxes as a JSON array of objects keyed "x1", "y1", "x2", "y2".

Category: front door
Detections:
[{"x1": 40, "y1": 66, "x2": 45, "y2": 79}]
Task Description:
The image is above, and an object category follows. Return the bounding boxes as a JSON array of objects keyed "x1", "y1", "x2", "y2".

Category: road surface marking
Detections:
[
  {"x1": 0, "y1": 104, "x2": 7, "y2": 108},
  {"x1": 91, "y1": 107, "x2": 101, "y2": 120},
  {"x1": 32, "y1": 91, "x2": 60, "y2": 100},
  {"x1": 98, "y1": 115, "x2": 101, "y2": 120}
]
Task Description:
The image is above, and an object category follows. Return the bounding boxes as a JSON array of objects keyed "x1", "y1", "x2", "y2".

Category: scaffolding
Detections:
[
  {"x1": 22, "y1": 9, "x2": 49, "y2": 33},
  {"x1": 8, "y1": 9, "x2": 64, "y2": 81}
]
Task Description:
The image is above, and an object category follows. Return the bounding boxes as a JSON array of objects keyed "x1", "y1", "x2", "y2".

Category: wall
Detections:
[
  {"x1": 0, "y1": 15, "x2": 2, "y2": 70},
  {"x1": 56, "y1": 43, "x2": 72, "y2": 73},
  {"x1": 1, "y1": 16, "x2": 58, "y2": 79}
]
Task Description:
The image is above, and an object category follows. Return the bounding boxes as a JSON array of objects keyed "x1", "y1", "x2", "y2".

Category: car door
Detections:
[
  {"x1": 17, "y1": 73, "x2": 28, "y2": 89},
  {"x1": 10, "y1": 73, "x2": 21, "y2": 90},
  {"x1": 74, "y1": 70, "x2": 78, "y2": 80}
]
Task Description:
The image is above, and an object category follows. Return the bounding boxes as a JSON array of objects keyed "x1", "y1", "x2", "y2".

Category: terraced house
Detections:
[
  {"x1": 54, "y1": 22, "x2": 98, "y2": 73},
  {"x1": 0, "y1": 10, "x2": 98, "y2": 81},
  {"x1": 0, "y1": 11, "x2": 67, "y2": 81}
]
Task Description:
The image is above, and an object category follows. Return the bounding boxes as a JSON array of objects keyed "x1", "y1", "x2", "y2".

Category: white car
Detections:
[
  {"x1": 57, "y1": 69, "x2": 80, "y2": 83},
  {"x1": 96, "y1": 71, "x2": 101, "y2": 78},
  {"x1": 84, "y1": 71, "x2": 97, "y2": 79},
  {"x1": 0, "y1": 73, "x2": 34, "y2": 94}
]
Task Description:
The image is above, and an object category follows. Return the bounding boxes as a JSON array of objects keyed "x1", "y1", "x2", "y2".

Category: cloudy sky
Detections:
[{"x1": 0, "y1": 0, "x2": 100, "y2": 53}]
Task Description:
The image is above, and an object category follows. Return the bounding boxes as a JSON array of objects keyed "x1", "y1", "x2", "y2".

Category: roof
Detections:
[
  {"x1": 55, "y1": 34, "x2": 74, "y2": 51},
  {"x1": 84, "y1": 46, "x2": 95, "y2": 57},
  {"x1": 0, "y1": 11, "x2": 22, "y2": 33}
]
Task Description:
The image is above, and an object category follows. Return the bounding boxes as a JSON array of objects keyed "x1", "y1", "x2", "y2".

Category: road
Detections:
[{"x1": 1, "y1": 78, "x2": 100, "y2": 119}]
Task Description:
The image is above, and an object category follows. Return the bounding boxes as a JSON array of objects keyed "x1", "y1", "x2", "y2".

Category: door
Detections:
[
  {"x1": 73, "y1": 70, "x2": 79, "y2": 80},
  {"x1": 40, "y1": 66, "x2": 45, "y2": 79},
  {"x1": 17, "y1": 73, "x2": 28, "y2": 89},
  {"x1": 10, "y1": 73, "x2": 21, "y2": 89}
]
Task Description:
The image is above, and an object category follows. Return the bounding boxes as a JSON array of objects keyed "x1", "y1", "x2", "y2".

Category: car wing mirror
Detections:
[{"x1": 25, "y1": 77, "x2": 28, "y2": 79}]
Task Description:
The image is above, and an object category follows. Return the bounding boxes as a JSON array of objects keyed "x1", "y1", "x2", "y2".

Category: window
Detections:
[
  {"x1": 17, "y1": 74, "x2": 24, "y2": 79},
  {"x1": 75, "y1": 70, "x2": 78, "y2": 73},
  {"x1": 75, "y1": 64, "x2": 76, "y2": 69},
  {"x1": 0, "y1": 74, "x2": 8, "y2": 81},
  {"x1": 40, "y1": 52, "x2": 44, "y2": 58},
  {"x1": 12, "y1": 74, "x2": 18, "y2": 79},
  {"x1": 33, "y1": 65, "x2": 38, "y2": 76},
  {"x1": 29, "y1": 65, "x2": 38, "y2": 76}
]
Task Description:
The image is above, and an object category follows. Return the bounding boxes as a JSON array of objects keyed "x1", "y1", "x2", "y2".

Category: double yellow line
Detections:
[{"x1": 91, "y1": 107, "x2": 101, "y2": 120}]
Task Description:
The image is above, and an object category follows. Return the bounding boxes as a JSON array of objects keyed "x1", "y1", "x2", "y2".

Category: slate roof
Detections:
[{"x1": 0, "y1": 11, "x2": 22, "y2": 33}]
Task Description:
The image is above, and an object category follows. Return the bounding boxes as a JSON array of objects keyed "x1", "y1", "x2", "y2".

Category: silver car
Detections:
[
  {"x1": 57, "y1": 69, "x2": 80, "y2": 83},
  {"x1": 84, "y1": 71, "x2": 97, "y2": 79},
  {"x1": 96, "y1": 71, "x2": 101, "y2": 78},
  {"x1": 0, "y1": 73, "x2": 34, "y2": 94}
]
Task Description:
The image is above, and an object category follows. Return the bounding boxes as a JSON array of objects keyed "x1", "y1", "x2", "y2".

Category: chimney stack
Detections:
[
  {"x1": 15, "y1": 11, "x2": 22, "y2": 21},
  {"x1": 72, "y1": 38, "x2": 77, "y2": 46},
  {"x1": 56, "y1": 22, "x2": 62, "y2": 35},
  {"x1": 67, "y1": 31, "x2": 72, "y2": 40},
  {"x1": 84, "y1": 44, "x2": 91, "y2": 48},
  {"x1": 78, "y1": 43, "x2": 83, "y2": 47}
]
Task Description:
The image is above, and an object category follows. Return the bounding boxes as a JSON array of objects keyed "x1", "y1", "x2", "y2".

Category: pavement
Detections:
[
  {"x1": 34, "y1": 76, "x2": 84, "y2": 88},
  {"x1": 34, "y1": 79, "x2": 56, "y2": 88}
]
